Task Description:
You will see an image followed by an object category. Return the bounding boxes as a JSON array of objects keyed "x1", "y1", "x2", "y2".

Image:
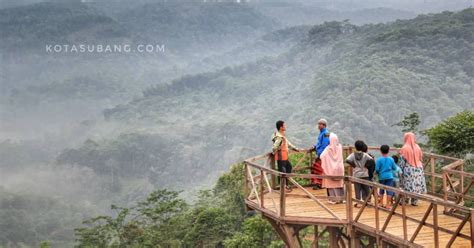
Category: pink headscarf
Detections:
[
  {"x1": 399, "y1": 132, "x2": 423, "y2": 167},
  {"x1": 321, "y1": 133, "x2": 344, "y2": 188}
]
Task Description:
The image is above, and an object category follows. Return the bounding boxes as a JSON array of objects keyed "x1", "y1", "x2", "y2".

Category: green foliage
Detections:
[
  {"x1": 289, "y1": 152, "x2": 313, "y2": 186},
  {"x1": 73, "y1": 164, "x2": 279, "y2": 247},
  {"x1": 223, "y1": 216, "x2": 276, "y2": 248},
  {"x1": 75, "y1": 189, "x2": 188, "y2": 247},
  {"x1": 213, "y1": 163, "x2": 246, "y2": 219},
  {"x1": 39, "y1": 241, "x2": 52, "y2": 248},
  {"x1": 184, "y1": 208, "x2": 236, "y2": 247},
  {"x1": 425, "y1": 110, "x2": 474, "y2": 155},
  {"x1": 393, "y1": 112, "x2": 421, "y2": 134}
]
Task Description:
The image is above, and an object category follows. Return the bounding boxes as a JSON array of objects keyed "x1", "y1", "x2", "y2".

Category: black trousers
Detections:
[
  {"x1": 277, "y1": 160, "x2": 292, "y2": 186},
  {"x1": 277, "y1": 160, "x2": 292, "y2": 173},
  {"x1": 354, "y1": 177, "x2": 371, "y2": 201}
]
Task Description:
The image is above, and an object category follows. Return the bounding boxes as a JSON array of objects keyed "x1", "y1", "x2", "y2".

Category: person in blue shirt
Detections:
[
  {"x1": 375, "y1": 145, "x2": 397, "y2": 209},
  {"x1": 315, "y1": 119, "x2": 330, "y2": 156},
  {"x1": 311, "y1": 118, "x2": 330, "y2": 190}
]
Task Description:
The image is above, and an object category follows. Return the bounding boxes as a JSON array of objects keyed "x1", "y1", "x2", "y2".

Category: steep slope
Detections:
[{"x1": 303, "y1": 10, "x2": 474, "y2": 139}]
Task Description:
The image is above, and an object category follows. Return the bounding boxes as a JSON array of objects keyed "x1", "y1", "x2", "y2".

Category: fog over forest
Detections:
[{"x1": 0, "y1": 0, "x2": 473, "y2": 246}]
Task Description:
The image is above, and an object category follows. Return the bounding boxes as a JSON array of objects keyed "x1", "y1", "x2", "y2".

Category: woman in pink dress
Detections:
[{"x1": 321, "y1": 133, "x2": 345, "y2": 204}]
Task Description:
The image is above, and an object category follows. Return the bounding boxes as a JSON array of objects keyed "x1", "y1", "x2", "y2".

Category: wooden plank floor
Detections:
[{"x1": 251, "y1": 187, "x2": 472, "y2": 247}]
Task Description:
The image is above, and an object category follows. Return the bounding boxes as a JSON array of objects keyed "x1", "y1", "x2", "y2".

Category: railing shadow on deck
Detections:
[{"x1": 243, "y1": 147, "x2": 474, "y2": 247}]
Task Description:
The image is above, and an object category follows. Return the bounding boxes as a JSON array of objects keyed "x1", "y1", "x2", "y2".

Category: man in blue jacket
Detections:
[{"x1": 312, "y1": 118, "x2": 330, "y2": 190}]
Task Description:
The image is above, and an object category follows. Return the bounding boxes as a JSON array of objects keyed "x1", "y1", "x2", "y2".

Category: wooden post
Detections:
[
  {"x1": 346, "y1": 180, "x2": 353, "y2": 219},
  {"x1": 264, "y1": 216, "x2": 300, "y2": 248},
  {"x1": 431, "y1": 157, "x2": 436, "y2": 193},
  {"x1": 271, "y1": 155, "x2": 276, "y2": 189},
  {"x1": 314, "y1": 225, "x2": 319, "y2": 248},
  {"x1": 433, "y1": 204, "x2": 439, "y2": 247},
  {"x1": 244, "y1": 163, "x2": 249, "y2": 197},
  {"x1": 348, "y1": 147, "x2": 353, "y2": 176},
  {"x1": 329, "y1": 227, "x2": 338, "y2": 248},
  {"x1": 401, "y1": 195, "x2": 408, "y2": 241},
  {"x1": 373, "y1": 186, "x2": 381, "y2": 246},
  {"x1": 280, "y1": 175, "x2": 286, "y2": 217},
  {"x1": 345, "y1": 179, "x2": 354, "y2": 247},
  {"x1": 351, "y1": 230, "x2": 360, "y2": 248},
  {"x1": 260, "y1": 170, "x2": 265, "y2": 208},
  {"x1": 471, "y1": 209, "x2": 474, "y2": 248},
  {"x1": 443, "y1": 170, "x2": 448, "y2": 213},
  {"x1": 344, "y1": 178, "x2": 355, "y2": 247},
  {"x1": 461, "y1": 162, "x2": 465, "y2": 203}
]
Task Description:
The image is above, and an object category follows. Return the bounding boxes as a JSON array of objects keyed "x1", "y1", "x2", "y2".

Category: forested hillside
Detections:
[
  {"x1": 98, "y1": 9, "x2": 473, "y2": 192},
  {"x1": 1, "y1": 2, "x2": 473, "y2": 247}
]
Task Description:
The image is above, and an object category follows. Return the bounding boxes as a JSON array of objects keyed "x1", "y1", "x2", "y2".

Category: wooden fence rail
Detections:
[{"x1": 243, "y1": 147, "x2": 472, "y2": 247}]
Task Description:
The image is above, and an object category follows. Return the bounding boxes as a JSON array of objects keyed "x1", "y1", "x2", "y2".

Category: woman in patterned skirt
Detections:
[{"x1": 398, "y1": 132, "x2": 427, "y2": 206}]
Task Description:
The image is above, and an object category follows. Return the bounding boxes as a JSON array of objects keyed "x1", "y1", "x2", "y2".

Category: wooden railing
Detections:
[
  {"x1": 442, "y1": 157, "x2": 474, "y2": 217},
  {"x1": 243, "y1": 147, "x2": 473, "y2": 247}
]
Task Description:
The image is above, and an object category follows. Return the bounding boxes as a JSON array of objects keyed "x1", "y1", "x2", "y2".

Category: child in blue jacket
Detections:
[{"x1": 375, "y1": 145, "x2": 397, "y2": 209}]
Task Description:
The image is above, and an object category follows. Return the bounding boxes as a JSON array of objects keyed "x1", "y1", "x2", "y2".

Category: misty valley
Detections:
[{"x1": 0, "y1": 0, "x2": 473, "y2": 247}]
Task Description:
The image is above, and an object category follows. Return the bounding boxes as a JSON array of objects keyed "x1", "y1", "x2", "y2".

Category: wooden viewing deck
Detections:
[{"x1": 244, "y1": 147, "x2": 474, "y2": 247}]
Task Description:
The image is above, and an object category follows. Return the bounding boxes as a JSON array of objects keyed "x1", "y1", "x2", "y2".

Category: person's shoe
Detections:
[
  {"x1": 312, "y1": 185, "x2": 322, "y2": 190},
  {"x1": 328, "y1": 200, "x2": 337, "y2": 204},
  {"x1": 411, "y1": 202, "x2": 418, "y2": 206},
  {"x1": 354, "y1": 203, "x2": 361, "y2": 208}
]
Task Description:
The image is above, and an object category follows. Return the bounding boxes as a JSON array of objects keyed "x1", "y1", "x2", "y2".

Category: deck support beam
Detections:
[
  {"x1": 263, "y1": 216, "x2": 304, "y2": 248},
  {"x1": 329, "y1": 227, "x2": 339, "y2": 247},
  {"x1": 312, "y1": 225, "x2": 319, "y2": 248}
]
